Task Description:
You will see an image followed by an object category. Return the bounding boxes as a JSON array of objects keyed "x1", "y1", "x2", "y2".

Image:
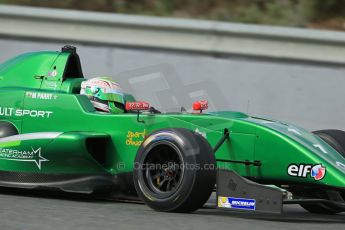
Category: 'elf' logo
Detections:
[{"x1": 287, "y1": 164, "x2": 326, "y2": 181}]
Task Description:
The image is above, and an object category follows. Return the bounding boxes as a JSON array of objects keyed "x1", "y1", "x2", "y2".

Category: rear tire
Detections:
[
  {"x1": 0, "y1": 121, "x2": 18, "y2": 138},
  {"x1": 300, "y1": 129, "x2": 345, "y2": 214},
  {"x1": 133, "y1": 128, "x2": 216, "y2": 213}
]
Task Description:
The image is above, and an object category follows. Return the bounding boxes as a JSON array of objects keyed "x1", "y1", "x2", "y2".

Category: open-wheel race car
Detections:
[{"x1": 0, "y1": 46, "x2": 344, "y2": 214}]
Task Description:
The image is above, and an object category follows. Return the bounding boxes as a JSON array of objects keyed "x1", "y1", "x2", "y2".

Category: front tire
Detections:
[
  {"x1": 313, "y1": 129, "x2": 345, "y2": 158},
  {"x1": 133, "y1": 128, "x2": 216, "y2": 212},
  {"x1": 300, "y1": 129, "x2": 345, "y2": 214}
]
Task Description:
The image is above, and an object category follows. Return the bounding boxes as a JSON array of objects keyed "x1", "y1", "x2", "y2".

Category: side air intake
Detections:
[{"x1": 86, "y1": 137, "x2": 109, "y2": 167}]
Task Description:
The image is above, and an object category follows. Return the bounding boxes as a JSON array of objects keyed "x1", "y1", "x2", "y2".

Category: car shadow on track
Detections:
[
  {"x1": 197, "y1": 205, "x2": 345, "y2": 223},
  {"x1": 197, "y1": 192, "x2": 345, "y2": 223},
  {"x1": 0, "y1": 187, "x2": 142, "y2": 204},
  {"x1": 1, "y1": 188, "x2": 344, "y2": 223}
]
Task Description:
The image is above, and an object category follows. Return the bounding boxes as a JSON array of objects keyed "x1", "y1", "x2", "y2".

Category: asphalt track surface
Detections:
[{"x1": 0, "y1": 191, "x2": 344, "y2": 230}]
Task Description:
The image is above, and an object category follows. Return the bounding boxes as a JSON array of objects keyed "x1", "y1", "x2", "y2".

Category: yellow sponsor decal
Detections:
[
  {"x1": 218, "y1": 196, "x2": 231, "y2": 208},
  {"x1": 126, "y1": 129, "x2": 146, "y2": 146}
]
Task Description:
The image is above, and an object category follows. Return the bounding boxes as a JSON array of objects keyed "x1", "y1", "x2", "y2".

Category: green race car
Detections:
[{"x1": 0, "y1": 46, "x2": 344, "y2": 214}]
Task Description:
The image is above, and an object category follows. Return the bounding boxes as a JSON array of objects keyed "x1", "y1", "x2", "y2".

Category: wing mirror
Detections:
[
  {"x1": 125, "y1": 101, "x2": 150, "y2": 111},
  {"x1": 193, "y1": 100, "x2": 208, "y2": 113},
  {"x1": 125, "y1": 102, "x2": 150, "y2": 123}
]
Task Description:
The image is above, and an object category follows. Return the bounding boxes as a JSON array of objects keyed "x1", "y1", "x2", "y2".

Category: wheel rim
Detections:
[{"x1": 142, "y1": 142, "x2": 184, "y2": 195}]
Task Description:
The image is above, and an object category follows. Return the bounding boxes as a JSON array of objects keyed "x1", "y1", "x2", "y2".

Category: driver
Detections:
[{"x1": 80, "y1": 77, "x2": 125, "y2": 113}]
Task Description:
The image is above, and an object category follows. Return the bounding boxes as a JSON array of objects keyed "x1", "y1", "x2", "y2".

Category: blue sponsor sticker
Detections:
[{"x1": 218, "y1": 196, "x2": 256, "y2": 211}]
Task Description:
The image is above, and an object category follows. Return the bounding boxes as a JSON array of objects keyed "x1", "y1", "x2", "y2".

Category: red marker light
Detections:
[
  {"x1": 193, "y1": 100, "x2": 208, "y2": 111},
  {"x1": 125, "y1": 101, "x2": 150, "y2": 111}
]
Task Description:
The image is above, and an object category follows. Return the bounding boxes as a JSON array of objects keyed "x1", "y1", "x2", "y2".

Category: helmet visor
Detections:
[{"x1": 85, "y1": 87, "x2": 125, "y2": 104}]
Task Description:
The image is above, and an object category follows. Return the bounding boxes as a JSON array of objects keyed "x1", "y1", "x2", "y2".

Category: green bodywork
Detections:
[{"x1": 0, "y1": 49, "x2": 344, "y2": 192}]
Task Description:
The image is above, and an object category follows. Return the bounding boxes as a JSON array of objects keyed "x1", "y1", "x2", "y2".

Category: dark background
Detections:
[{"x1": 1, "y1": 0, "x2": 344, "y2": 31}]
